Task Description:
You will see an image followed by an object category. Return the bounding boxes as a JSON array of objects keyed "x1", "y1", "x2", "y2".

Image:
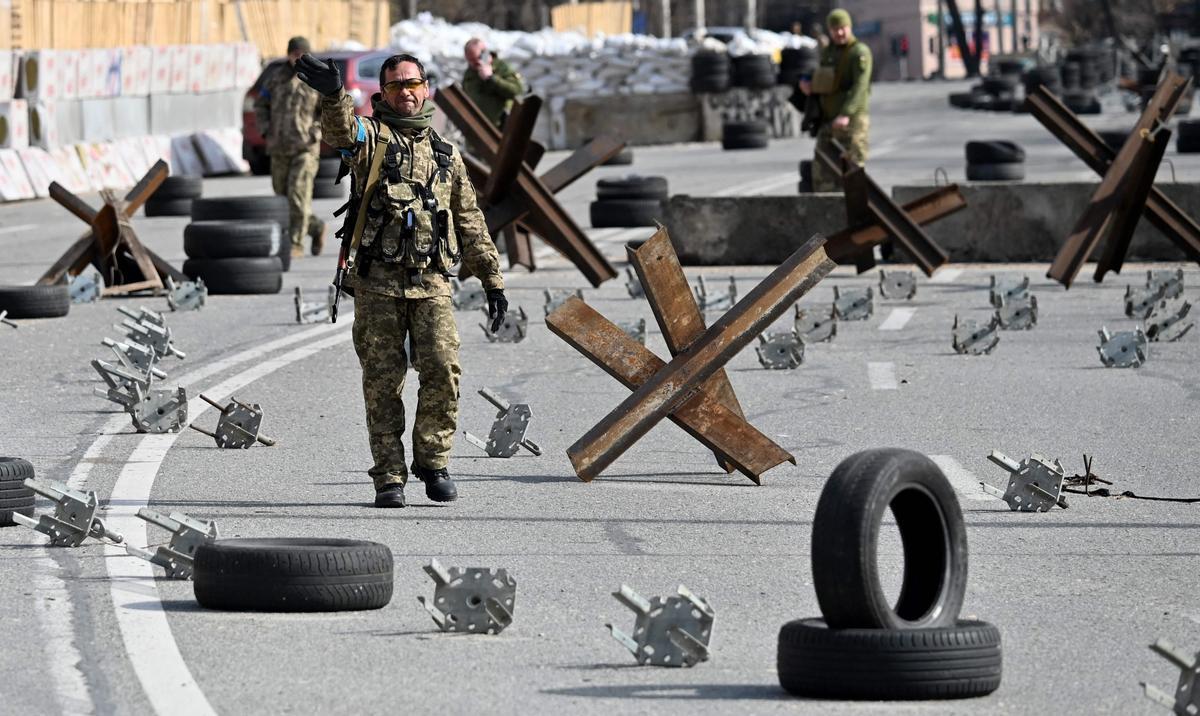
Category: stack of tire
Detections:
[
  {"x1": 1022, "y1": 66, "x2": 1062, "y2": 102},
  {"x1": 0, "y1": 284, "x2": 69, "y2": 320},
  {"x1": 731, "y1": 54, "x2": 776, "y2": 90},
  {"x1": 778, "y1": 47, "x2": 818, "y2": 87},
  {"x1": 691, "y1": 50, "x2": 731, "y2": 94},
  {"x1": 312, "y1": 157, "x2": 348, "y2": 200},
  {"x1": 722, "y1": 120, "x2": 769, "y2": 150},
  {"x1": 144, "y1": 175, "x2": 203, "y2": 217},
  {"x1": 0, "y1": 457, "x2": 36, "y2": 527},
  {"x1": 1178, "y1": 121, "x2": 1200, "y2": 153},
  {"x1": 777, "y1": 449, "x2": 1002, "y2": 701},
  {"x1": 589, "y1": 175, "x2": 667, "y2": 228},
  {"x1": 965, "y1": 140, "x2": 1025, "y2": 182},
  {"x1": 1060, "y1": 49, "x2": 1104, "y2": 115},
  {"x1": 182, "y1": 196, "x2": 291, "y2": 295}
]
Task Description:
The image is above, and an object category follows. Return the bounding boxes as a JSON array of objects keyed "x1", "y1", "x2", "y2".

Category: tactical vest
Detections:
[{"x1": 335, "y1": 122, "x2": 460, "y2": 278}]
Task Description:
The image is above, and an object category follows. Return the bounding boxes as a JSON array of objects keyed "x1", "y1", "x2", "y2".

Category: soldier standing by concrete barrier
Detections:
[
  {"x1": 296, "y1": 52, "x2": 508, "y2": 509},
  {"x1": 462, "y1": 37, "x2": 526, "y2": 129},
  {"x1": 254, "y1": 36, "x2": 327, "y2": 257},
  {"x1": 799, "y1": 10, "x2": 873, "y2": 192}
]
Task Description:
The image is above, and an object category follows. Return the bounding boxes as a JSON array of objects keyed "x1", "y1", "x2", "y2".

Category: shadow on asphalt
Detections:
[
  {"x1": 541, "y1": 683, "x2": 788, "y2": 701},
  {"x1": 123, "y1": 599, "x2": 206, "y2": 613}
]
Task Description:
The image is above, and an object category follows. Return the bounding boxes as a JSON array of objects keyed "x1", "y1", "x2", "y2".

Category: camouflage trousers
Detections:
[
  {"x1": 812, "y1": 114, "x2": 871, "y2": 192},
  {"x1": 270, "y1": 149, "x2": 318, "y2": 248},
  {"x1": 353, "y1": 290, "x2": 461, "y2": 490}
]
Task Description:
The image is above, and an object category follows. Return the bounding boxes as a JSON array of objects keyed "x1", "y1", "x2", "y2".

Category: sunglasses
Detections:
[{"x1": 383, "y1": 78, "x2": 427, "y2": 96}]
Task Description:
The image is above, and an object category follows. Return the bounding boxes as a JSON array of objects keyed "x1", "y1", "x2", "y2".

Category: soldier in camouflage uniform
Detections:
[
  {"x1": 296, "y1": 52, "x2": 508, "y2": 508},
  {"x1": 462, "y1": 38, "x2": 525, "y2": 129},
  {"x1": 800, "y1": 10, "x2": 873, "y2": 192},
  {"x1": 254, "y1": 36, "x2": 326, "y2": 257}
]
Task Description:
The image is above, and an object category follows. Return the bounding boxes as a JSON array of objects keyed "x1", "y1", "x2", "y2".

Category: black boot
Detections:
[
  {"x1": 411, "y1": 462, "x2": 458, "y2": 502},
  {"x1": 374, "y1": 483, "x2": 406, "y2": 508}
]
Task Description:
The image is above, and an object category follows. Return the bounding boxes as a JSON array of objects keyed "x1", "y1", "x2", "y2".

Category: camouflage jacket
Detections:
[
  {"x1": 320, "y1": 88, "x2": 504, "y2": 299},
  {"x1": 254, "y1": 62, "x2": 322, "y2": 155},
  {"x1": 462, "y1": 56, "x2": 525, "y2": 128},
  {"x1": 818, "y1": 40, "x2": 872, "y2": 120}
]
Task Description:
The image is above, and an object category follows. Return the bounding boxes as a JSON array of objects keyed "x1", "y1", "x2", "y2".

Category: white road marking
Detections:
[
  {"x1": 929, "y1": 455, "x2": 994, "y2": 501},
  {"x1": 867, "y1": 361, "x2": 898, "y2": 390},
  {"x1": 928, "y1": 268, "x2": 963, "y2": 284},
  {"x1": 0, "y1": 223, "x2": 36, "y2": 236},
  {"x1": 879, "y1": 307, "x2": 917, "y2": 331}
]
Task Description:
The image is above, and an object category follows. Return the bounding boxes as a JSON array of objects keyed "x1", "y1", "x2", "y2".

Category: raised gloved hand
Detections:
[
  {"x1": 295, "y1": 53, "x2": 342, "y2": 96},
  {"x1": 486, "y1": 289, "x2": 508, "y2": 333}
]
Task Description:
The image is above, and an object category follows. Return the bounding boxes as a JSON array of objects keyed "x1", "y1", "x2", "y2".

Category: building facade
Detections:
[{"x1": 841, "y1": 0, "x2": 1041, "y2": 80}]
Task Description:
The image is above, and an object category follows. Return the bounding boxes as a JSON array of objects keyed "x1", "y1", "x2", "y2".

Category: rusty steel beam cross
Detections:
[
  {"x1": 38, "y1": 159, "x2": 186, "y2": 295},
  {"x1": 435, "y1": 83, "x2": 621, "y2": 285},
  {"x1": 546, "y1": 227, "x2": 836, "y2": 484},
  {"x1": 815, "y1": 141, "x2": 954, "y2": 276},
  {"x1": 1027, "y1": 74, "x2": 1200, "y2": 287}
]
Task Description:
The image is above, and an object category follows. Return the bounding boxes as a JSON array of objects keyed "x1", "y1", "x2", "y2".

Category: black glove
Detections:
[
  {"x1": 295, "y1": 53, "x2": 342, "y2": 96},
  {"x1": 486, "y1": 289, "x2": 508, "y2": 333}
]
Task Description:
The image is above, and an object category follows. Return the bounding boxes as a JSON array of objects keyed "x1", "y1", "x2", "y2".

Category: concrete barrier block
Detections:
[
  {"x1": 561, "y1": 91, "x2": 700, "y2": 149},
  {"x1": 111, "y1": 97, "x2": 149, "y2": 138},
  {"x1": 48, "y1": 145, "x2": 92, "y2": 193},
  {"x1": 0, "y1": 148, "x2": 35, "y2": 200},
  {"x1": 662, "y1": 194, "x2": 847, "y2": 265},
  {"x1": 0, "y1": 50, "x2": 14, "y2": 102},
  {"x1": 80, "y1": 98, "x2": 116, "y2": 142},
  {"x1": 892, "y1": 183, "x2": 1195, "y2": 262},
  {"x1": 121, "y1": 46, "x2": 153, "y2": 97},
  {"x1": 17, "y1": 147, "x2": 63, "y2": 198},
  {"x1": 0, "y1": 100, "x2": 29, "y2": 149},
  {"x1": 150, "y1": 45, "x2": 172, "y2": 95}
]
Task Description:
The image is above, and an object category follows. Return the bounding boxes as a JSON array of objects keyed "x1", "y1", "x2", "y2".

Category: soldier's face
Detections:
[
  {"x1": 382, "y1": 62, "x2": 428, "y2": 117},
  {"x1": 831, "y1": 25, "x2": 851, "y2": 45},
  {"x1": 465, "y1": 44, "x2": 487, "y2": 70}
]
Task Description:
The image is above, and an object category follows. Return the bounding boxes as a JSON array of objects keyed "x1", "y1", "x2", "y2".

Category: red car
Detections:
[{"x1": 242, "y1": 50, "x2": 392, "y2": 175}]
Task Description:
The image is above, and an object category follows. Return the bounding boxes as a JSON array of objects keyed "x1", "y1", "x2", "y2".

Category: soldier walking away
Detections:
[
  {"x1": 296, "y1": 52, "x2": 509, "y2": 509},
  {"x1": 462, "y1": 37, "x2": 526, "y2": 129},
  {"x1": 799, "y1": 10, "x2": 873, "y2": 192},
  {"x1": 254, "y1": 36, "x2": 327, "y2": 258}
]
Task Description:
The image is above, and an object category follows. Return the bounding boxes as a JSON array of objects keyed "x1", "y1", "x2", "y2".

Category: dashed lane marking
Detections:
[
  {"x1": 929, "y1": 455, "x2": 994, "y2": 501},
  {"x1": 879, "y1": 307, "x2": 917, "y2": 331},
  {"x1": 928, "y1": 268, "x2": 963, "y2": 284}
]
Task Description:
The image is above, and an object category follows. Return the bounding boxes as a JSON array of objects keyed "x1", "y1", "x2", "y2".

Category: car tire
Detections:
[
  {"x1": 965, "y1": 141, "x2": 1025, "y2": 164},
  {"x1": 0, "y1": 285, "x2": 70, "y2": 319},
  {"x1": 732, "y1": 54, "x2": 776, "y2": 89},
  {"x1": 722, "y1": 120, "x2": 769, "y2": 150},
  {"x1": 182, "y1": 257, "x2": 284, "y2": 295},
  {"x1": 1177, "y1": 121, "x2": 1200, "y2": 153},
  {"x1": 777, "y1": 618, "x2": 1002, "y2": 700},
  {"x1": 143, "y1": 197, "x2": 194, "y2": 217},
  {"x1": 183, "y1": 221, "x2": 281, "y2": 259},
  {"x1": 812, "y1": 448, "x2": 969, "y2": 630},
  {"x1": 948, "y1": 92, "x2": 975, "y2": 109},
  {"x1": 596, "y1": 175, "x2": 668, "y2": 201},
  {"x1": 194, "y1": 538, "x2": 394, "y2": 612},
  {"x1": 0, "y1": 457, "x2": 35, "y2": 527},
  {"x1": 152, "y1": 176, "x2": 203, "y2": 201},
  {"x1": 966, "y1": 162, "x2": 1026, "y2": 181},
  {"x1": 190, "y1": 196, "x2": 292, "y2": 272},
  {"x1": 589, "y1": 199, "x2": 662, "y2": 228}
]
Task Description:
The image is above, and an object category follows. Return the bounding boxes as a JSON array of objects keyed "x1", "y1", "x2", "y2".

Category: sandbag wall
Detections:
[{"x1": 0, "y1": 43, "x2": 260, "y2": 203}]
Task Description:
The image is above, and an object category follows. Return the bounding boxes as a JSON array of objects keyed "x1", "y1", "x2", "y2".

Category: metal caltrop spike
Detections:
[
  {"x1": 12, "y1": 478, "x2": 124, "y2": 547},
  {"x1": 1097, "y1": 326, "x2": 1148, "y2": 367},
  {"x1": 616, "y1": 318, "x2": 647, "y2": 344},
  {"x1": 1126, "y1": 284, "x2": 1167, "y2": 320},
  {"x1": 878, "y1": 270, "x2": 917, "y2": 300},
  {"x1": 188, "y1": 394, "x2": 276, "y2": 448},
  {"x1": 996, "y1": 294, "x2": 1038, "y2": 330},
  {"x1": 480, "y1": 306, "x2": 528, "y2": 343},
  {"x1": 794, "y1": 305, "x2": 837, "y2": 343},
  {"x1": 1146, "y1": 300, "x2": 1194, "y2": 342},
  {"x1": 101, "y1": 336, "x2": 167, "y2": 383},
  {"x1": 124, "y1": 508, "x2": 218, "y2": 580},
  {"x1": 417, "y1": 559, "x2": 516, "y2": 634},
  {"x1": 832, "y1": 286, "x2": 873, "y2": 321},
  {"x1": 69, "y1": 271, "x2": 103, "y2": 303},
  {"x1": 693, "y1": 275, "x2": 737, "y2": 312},
  {"x1": 607, "y1": 584, "x2": 715, "y2": 667},
  {"x1": 1146, "y1": 268, "x2": 1184, "y2": 300},
  {"x1": 1140, "y1": 639, "x2": 1200, "y2": 714},
  {"x1": 625, "y1": 267, "x2": 644, "y2": 298},
  {"x1": 755, "y1": 331, "x2": 805, "y2": 369},
  {"x1": 295, "y1": 286, "x2": 335, "y2": 324},
  {"x1": 980, "y1": 450, "x2": 1068, "y2": 512},
  {"x1": 91, "y1": 357, "x2": 187, "y2": 433},
  {"x1": 451, "y1": 278, "x2": 487, "y2": 311},
  {"x1": 989, "y1": 275, "x2": 1029, "y2": 308},
  {"x1": 0, "y1": 310, "x2": 16, "y2": 328},
  {"x1": 462, "y1": 388, "x2": 541, "y2": 458},
  {"x1": 544, "y1": 288, "x2": 584, "y2": 316},
  {"x1": 952, "y1": 314, "x2": 1001, "y2": 355},
  {"x1": 165, "y1": 276, "x2": 206, "y2": 311},
  {"x1": 117, "y1": 306, "x2": 185, "y2": 360}
]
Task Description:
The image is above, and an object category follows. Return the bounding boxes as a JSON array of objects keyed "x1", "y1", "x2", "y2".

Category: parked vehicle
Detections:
[{"x1": 242, "y1": 50, "x2": 391, "y2": 175}]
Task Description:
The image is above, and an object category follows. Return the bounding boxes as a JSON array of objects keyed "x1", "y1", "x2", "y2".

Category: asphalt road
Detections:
[{"x1": 1, "y1": 80, "x2": 1198, "y2": 715}]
